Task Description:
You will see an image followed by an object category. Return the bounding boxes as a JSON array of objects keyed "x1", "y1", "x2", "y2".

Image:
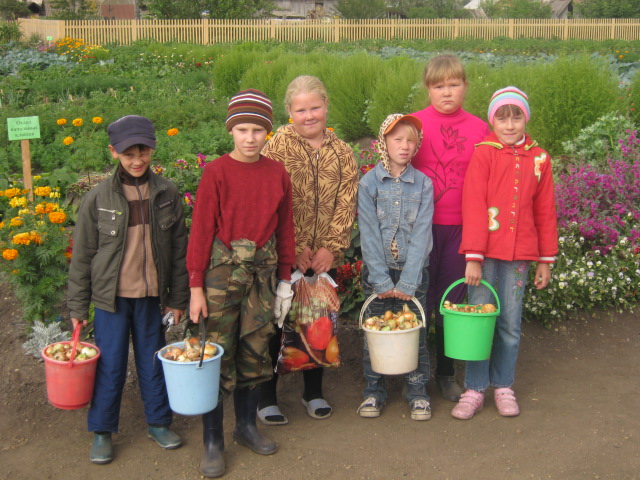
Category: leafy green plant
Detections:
[
  {"x1": 22, "y1": 320, "x2": 70, "y2": 358},
  {"x1": 560, "y1": 113, "x2": 637, "y2": 172},
  {"x1": 0, "y1": 181, "x2": 72, "y2": 322}
]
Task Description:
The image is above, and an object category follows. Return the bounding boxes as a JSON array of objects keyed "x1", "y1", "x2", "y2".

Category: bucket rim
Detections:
[
  {"x1": 359, "y1": 293, "x2": 426, "y2": 331},
  {"x1": 362, "y1": 323, "x2": 422, "y2": 335},
  {"x1": 41, "y1": 341, "x2": 101, "y2": 365},
  {"x1": 438, "y1": 278, "x2": 501, "y2": 315},
  {"x1": 157, "y1": 341, "x2": 224, "y2": 365}
]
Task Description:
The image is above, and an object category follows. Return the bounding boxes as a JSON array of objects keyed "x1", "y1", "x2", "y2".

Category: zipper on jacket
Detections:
[
  {"x1": 97, "y1": 207, "x2": 123, "y2": 220},
  {"x1": 135, "y1": 178, "x2": 150, "y2": 297}
]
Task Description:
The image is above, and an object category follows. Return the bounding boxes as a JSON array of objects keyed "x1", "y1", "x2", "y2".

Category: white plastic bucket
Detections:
[
  {"x1": 360, "y1": 294, "x2": 426, "y2": 375},
  {"x1": 158, "y1": 341, "x2": 224, "y2": 415}
]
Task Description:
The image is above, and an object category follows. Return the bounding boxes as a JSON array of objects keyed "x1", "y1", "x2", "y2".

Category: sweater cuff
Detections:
[
  {"x1": 465, "y1": 253, "x2": 484, "y2": 262},
  {"x1": 538, "y1": 256, "x2": 556, "y2": 264},
  {"x1": 188, "y1": 270, "x2": 205, "y2": 288},
  {"x1": 278, "y1": 264, "x2": 293, "y2": 282}
]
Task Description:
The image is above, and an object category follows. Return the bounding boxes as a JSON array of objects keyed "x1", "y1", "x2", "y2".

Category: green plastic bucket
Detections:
[{"x1": 439, "y1": 279, "x2": 501, "y2": 361}]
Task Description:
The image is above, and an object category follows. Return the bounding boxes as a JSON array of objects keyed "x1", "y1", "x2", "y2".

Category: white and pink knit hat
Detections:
[{"x1": 487, "y1": 86, "x2": 531, "y2": 124}]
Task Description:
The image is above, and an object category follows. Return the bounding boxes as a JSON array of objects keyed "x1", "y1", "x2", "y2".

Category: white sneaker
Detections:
[{"x1": 357, "y1": 396, "x2": 382, "y2": 418}]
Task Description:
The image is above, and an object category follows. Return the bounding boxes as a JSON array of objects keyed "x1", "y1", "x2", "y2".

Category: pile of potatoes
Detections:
[{"x1": 363, "y1": 304, "x2": 421, "y2": 331}]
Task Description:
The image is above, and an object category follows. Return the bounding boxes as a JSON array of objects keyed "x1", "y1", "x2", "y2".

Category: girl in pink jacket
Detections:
[{"x1": 453, "y1": 87, "x2": 558, "y2": 420}]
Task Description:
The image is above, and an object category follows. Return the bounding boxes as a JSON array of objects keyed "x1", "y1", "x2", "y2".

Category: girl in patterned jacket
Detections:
[{"x1": 453, "y1": 86, "x2": 558, "y2": 420}]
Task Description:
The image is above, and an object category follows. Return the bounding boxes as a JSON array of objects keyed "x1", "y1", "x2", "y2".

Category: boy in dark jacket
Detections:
[{"x1": 68, "y1": 115, "x2": 189, "y2": 465}]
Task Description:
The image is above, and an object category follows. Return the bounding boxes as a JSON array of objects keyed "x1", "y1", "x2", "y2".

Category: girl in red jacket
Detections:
[{"x1": 453, "y1": 87, "x2": 558, "y2": 420}]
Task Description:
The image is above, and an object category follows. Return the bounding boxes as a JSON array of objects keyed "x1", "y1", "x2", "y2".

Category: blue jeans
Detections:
[
  {"x1": 88, "y1": 297, "x2": 172, "y2": 432},
  {"x1": 464, "y1": 259, "x2": 530, "y2": 391},
  {"x1": 361, "y1": 266, "x2": 430, "y2": 405}
]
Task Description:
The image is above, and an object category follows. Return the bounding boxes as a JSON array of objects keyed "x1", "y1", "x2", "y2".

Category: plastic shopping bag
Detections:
[{"x1": 275, "y1": 270, "x2": 341, "y2": 374}]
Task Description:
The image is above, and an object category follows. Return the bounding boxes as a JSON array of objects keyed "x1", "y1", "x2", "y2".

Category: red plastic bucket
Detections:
[{"x1": 41, "y1": 324, "x2": 100, "y2": 410}]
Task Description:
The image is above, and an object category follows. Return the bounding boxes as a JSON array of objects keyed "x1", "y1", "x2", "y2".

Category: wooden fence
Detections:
[{"x1": 15, "y1": 17, "x2": 640, "y2": 45}]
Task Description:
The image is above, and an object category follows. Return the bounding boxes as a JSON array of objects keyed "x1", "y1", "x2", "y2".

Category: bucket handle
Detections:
[
  {"x1": 438, "y1": 278, "x2": 501, "y2": 315},
  {"x1": 197, "y1": 314, "x2": 207, "y2": 369},
  {"x1": 359, "y1": 293, "x2": 426, "y2": 331},
  {"x1": 67, "y1": 323, "x2": 82, "y2": 369}
]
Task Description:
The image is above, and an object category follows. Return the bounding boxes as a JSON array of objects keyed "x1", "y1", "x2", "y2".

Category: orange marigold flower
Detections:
[
  {"x1": 72, "y1": 118, "x2": 83, "y2": 127},
  {"x1": 49, "y1": 211, "x2": 67, "y2": 224},
  {"x1": 3, "y1": 188, "x2": 21, "y2": 198},
  {"x1": 327, "y1": 127, "x2": 335, "y2": 132},
  {"x1": 0, "y1": 221, "x2": 5, "y2": 229},
  {"x1": 92, "y1": 116, "x2": 103, "y2": 124},
  {"x1": 2, "y1": 249, "x2": 19, "y2": 261},
  {"x1": 35, "y1": 203, "x2": 46, "y2": 214},
  {"x1": 56, "y1": 118, "x2": 67, "y2": 126},
  {"x1": 12, "y1": 232, "x2": 30, "y2": 245},
  {"x1": 10, "y1": 217, "x2": 23, "y2": 227},
  {"x1": 29, "y1": 231, "x2": 43, "y2": 244},
  {"x1": 34, "y1": 186, "x2": 52, "y2": 197},
  {"x1": 63, "y1": 136, "x2": 74, "y2": 145},
  {"x1": 167, "y1": 128, "x2": 179, "y2": 136}
]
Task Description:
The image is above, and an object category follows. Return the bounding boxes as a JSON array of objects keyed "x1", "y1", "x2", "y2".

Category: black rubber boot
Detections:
[
  {"x1": 233, "y1": 387, "x2": 278, "y2": 455},
  {"x1": 200, "y1": 403, "x2": 225, "y2": 478}
]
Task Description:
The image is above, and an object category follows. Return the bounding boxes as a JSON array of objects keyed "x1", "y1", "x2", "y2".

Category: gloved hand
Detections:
[{"x1": 274, "y1": 281, "x2": 294, "y2": 328}]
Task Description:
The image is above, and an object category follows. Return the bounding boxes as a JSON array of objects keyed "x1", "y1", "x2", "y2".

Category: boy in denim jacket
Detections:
[{"x1": 357, "y1": 114, "x2": 435, "y2": 420}]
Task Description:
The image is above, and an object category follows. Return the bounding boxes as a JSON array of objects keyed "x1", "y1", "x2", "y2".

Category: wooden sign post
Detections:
[{"x1": 7, "y1": 116, "x2": 40, "y2": 200}]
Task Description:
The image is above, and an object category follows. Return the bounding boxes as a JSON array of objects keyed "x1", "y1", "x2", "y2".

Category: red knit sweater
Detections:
[{"x1": 186, "y1": 154, "x2": 296, "y2": 287}]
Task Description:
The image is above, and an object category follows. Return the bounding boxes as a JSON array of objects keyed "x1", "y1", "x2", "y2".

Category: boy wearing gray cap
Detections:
[{"x1": 68, "y1": 115, "x2": 189, "y2": 465}]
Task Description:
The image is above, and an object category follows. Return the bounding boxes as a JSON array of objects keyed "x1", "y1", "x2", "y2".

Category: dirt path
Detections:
[{"x1": 0, "y1": 287, "x2": 638, "y2": 480}]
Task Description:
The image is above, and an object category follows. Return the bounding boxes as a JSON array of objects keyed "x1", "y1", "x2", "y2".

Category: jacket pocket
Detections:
[
  {"x1": 403, "y1": 192, "x2": 421, "y2": 225},
  {"x1": 96, "y1": 209, "x2": 120, "y2": 251},
  {"x1": 376, "y1": 194, "x2": 390, "y2": 221}
]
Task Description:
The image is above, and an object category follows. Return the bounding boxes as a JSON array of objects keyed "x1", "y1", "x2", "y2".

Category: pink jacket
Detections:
[{"x1": 460, "y1": 132, "x2": 558, "y2": 263}]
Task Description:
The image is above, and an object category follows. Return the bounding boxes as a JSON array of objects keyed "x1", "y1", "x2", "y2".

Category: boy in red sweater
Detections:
[
  {"x1": 453, "y1": 86, "x2": 558, "y2": 420},
  {"x1": 187, "y1": 89, "x2": 296, "y2": 477}
]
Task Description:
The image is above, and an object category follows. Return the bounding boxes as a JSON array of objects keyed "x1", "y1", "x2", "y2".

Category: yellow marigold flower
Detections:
[
  {"x1": 57, "y1": 118, "x2": 67, "y2": 126},
  {"x1": 12, "y1": 232, "x2": 30, "y2": 245},
  {"x1": 34, "y1": 186, "x2": 52, "y2": 197},
  {"x1": 266, "y1": 132, "x2": 274, "y2": 141},
  {"x1": 49, "y1": 191, "x2": 61, "y2": 199},
  {"x1": 63, "y1": 136, "x2": 74, "y2": 145},
  {"x1": 2, "y1": 249, "x2": 19, "y2": 261},
  {"x1": 18, "y1": 208, "x2": 31, "y2": 216},
  {"x1": 3, "y1": 188, "x2": 21, "y2": 198},
  {"x1": 10, "y1": 217, "x2": 23, "y2": 227},
  {"x1": 33, "y1": 175, "x2": 42, "y2": 180},
  {"x1": 36, "y1": 220, "x2": 45, "y2": 226},
  {"x1": 288, "y1": 118, "x2": 293, "y2": 124},
  {"x1": 9, "y1": 196, "x2": 27, "y2": 208},
  {"x1": 92, "y1": 116, "x2": 103, "y2": 124},
  {"x1": 49, "y1": 211, "x2": 67, "y2": 224},
  {"x1": 167, "y1": 128, "x2": 179, "y2": 136},
  {"x1": 72, "y1": 118, "x2": 83, "y2": 127}
]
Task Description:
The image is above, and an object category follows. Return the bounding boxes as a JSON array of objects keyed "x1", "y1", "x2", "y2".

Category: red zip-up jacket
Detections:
[{"x1": 460, "y1": 132, "x2": 558, "y2": 263}]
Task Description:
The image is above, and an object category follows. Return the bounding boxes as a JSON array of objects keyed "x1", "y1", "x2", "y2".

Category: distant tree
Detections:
[
  {"x1": 46, "y1": 0, "x2": 97, "y2": 19},
  {"x1": 334, "y1": 0, "x2": 388, "y2": 18},
  {"x1": 145, "y1": 0, "x2": 274, "y2": 19},
  {"x1": 481, "y1": 0, "x2": 552, "y2": 18},
  {"x1": 405, "y1": 0, "x2": 472, "y2": 18},
  {"x1": 576, "y1": 0, "x2": 640, "y2": 18},
  {"x1": 0, "y1": 0, "x2": 31, "y2": 19}
]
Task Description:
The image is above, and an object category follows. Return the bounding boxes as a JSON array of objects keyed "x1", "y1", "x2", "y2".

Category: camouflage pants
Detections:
[{"x1": 204, "y1": 237, "x2": 277, "y2": 394}]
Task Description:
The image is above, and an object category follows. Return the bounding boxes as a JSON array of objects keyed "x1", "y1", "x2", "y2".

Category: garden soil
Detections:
[{"x1": 0, "y1": 286, "x2": 638, "y2": 480}]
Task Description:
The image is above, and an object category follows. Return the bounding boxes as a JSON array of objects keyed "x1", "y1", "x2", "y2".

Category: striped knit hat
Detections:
[
  {"x1": 226, "y1": 89, "x2": 273, "y2": 132},
  {"x1": 487, "y1": 86, "x2": 530, "y2": 124}
]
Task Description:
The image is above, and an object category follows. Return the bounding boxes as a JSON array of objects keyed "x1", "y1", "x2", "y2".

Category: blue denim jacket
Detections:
[{"x1": 358, "y1": 162, "x2": 434, "y2": 296}]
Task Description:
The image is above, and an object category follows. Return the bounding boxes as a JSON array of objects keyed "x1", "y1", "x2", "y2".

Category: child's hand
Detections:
[
  {"x1": 534, "y1": 263, "x2": 551, "y2": 289},
  {"x1": 377, "y1": 289, "x2": 396, "y2": 299},
  {"x1": 295, "y1": 246, "x2": 313, "y2": 273},
  {"x1": 71, "y1": 318, "x2": 88, "y2": 328},
  {"x1": 465, "y1": 261, "x2": 483, "y2": 286},
  {"x1": 189, "y1": 287, "x2": 208, "y2": 323},
  {"x1": 393, "y1": 289, "x2": 412, "y2": 301},
  {"x1": 163, "y1": 307, "x2": 184, "y2": 325},
  {"x1": 311, "y1": 247, "x2": 334, "y2": 274}
]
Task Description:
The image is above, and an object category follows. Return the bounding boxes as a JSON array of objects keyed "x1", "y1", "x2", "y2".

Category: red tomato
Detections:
[{"x1": 306, "y1": 316, "x2": 333, "y2": 351}]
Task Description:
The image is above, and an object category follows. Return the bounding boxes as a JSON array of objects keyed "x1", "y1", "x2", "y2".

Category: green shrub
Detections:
[
  {"x1": 323, "y1": 52, "x2": 383, "y2": 140},
  {"x1": 365, "y1": 56, "x2": 422, "y2": 132},
  {"x1": 211, "y1": 43, "x2": 268, "y2": 98}
]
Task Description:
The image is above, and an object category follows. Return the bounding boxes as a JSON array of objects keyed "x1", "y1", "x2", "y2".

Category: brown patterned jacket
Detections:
[{"x1": 262, "y1": 124, "x2": 358, "y2": 267}]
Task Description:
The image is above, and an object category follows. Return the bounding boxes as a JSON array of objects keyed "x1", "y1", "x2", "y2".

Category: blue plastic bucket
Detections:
[{"x1": 158, "y1": 341, "x2": 224, "y2": 415}]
